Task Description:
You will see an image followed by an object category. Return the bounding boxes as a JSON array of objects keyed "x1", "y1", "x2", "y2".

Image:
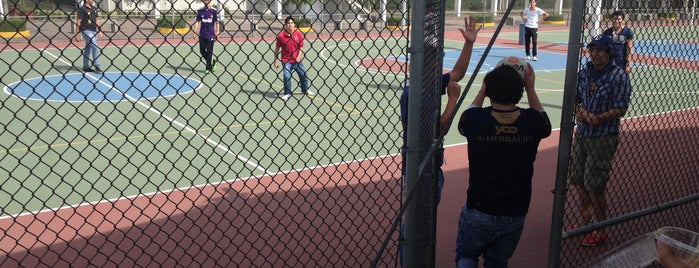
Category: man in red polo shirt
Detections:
[{"x1": 273, "y1": 16, "x2": 314, "y2": 101}]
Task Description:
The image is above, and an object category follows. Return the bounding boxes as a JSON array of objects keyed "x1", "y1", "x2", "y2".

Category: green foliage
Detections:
[
  {"x1": 458, "y1": 0, "x2": 484, "y2": 11},
  {"x1": 656, "y1": 12, "x2": 677, "y2": 19},
  {"x1": 156, "y1": 16, "x2": 188, "y2": 29},
  {"x1": 472, "y1": 14, "x2": 494, "y2": 23},
  {"x1": 545, "y1": 14, "x2": 564, "y2": 21},
  {"x1": 286, "y1": 0, "x2": 314, "y2": 6},
  {"x1": 387, "y1": 16, "x2": 408, "y2": 26},
  {"x1": 34, "y1": 9, "x2": 66, "y2": 17},
  {"x1": 8, "y1": 0, "x2": 35, "y2": 12},
  {"x1": 296, "y1": 17, "x2": 313, "y2": 27},
  {"x1": 0, "y1": 18, "x2": 27, "y2": 32}
]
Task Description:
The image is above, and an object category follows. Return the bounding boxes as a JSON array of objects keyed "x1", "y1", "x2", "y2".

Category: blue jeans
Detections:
[
  {"x1": 455, "y1": 206, "x2": 525, "y2": 268},
  {"x1": 81, "y1": 30, "x2": 101, "y2": 69},
  {"x1": 282, "y1": 62, "x2": 309, "y2": 95}
]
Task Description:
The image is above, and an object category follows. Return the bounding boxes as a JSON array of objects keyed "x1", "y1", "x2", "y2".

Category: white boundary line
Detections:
[
  {"x1": 3, "y1": 71, "x2": 201, "y2": 103},
  {"x1": 40, "y1": 49, "x2": 269, "y2": 172}
]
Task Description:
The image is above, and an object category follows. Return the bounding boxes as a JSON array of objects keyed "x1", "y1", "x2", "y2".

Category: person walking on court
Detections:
[
  {"x1": 274, "y1": 16, "x2": 314, "y2": 101},
  {"x1": 603, "y1": 10, "x2": 634, "y2": 74},
  {"x1": 454, "y1": 60, "x2": 551, "y2": 268},
  {"x1": 520, "y1": 0, "x2": 548, "y2": 61},
  {"x1": 569, "y1": 34, "x2": 632, "y2": 247},
  {"x1": 74, "y1": 0, "x2": 103, "y2": 74},
  {"x1": 192, "y1": 0, "x2": 219, "y2": 74}
]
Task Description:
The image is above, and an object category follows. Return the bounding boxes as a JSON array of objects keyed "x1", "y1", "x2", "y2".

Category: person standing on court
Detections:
[
  {"x1": 274, "y1": 16, "x2": 314, "y2": 101},
  {"x1": 74, "y1": 0, "x2": 103, "y2": 74},
  {"x1": 454, "y1": 60, "x2": 551, "y2": 267},
  {"x1": 569, "y1": 34, "x2": 632, "y2": 247},
  {"x1": 192, "y1": 0, "x2": 219, "y2": 74},
  {"x1": 603, "y1": 10, "x2": 634, "y2": 74},
  {"x1": 520, "y1": 0, "x2": 548, "y2": 61}
]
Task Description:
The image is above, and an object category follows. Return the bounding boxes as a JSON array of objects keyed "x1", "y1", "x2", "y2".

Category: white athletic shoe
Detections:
[
  {"x1": 280, "y1": 94, "x2": 291, "y2": 101},
  {"x1": 524, "y1": 56, "x2": 531, "y2": 60},
  {"x1": 304, "y1": 90, "x2": 315, "y2": 96},
  {"x1": 533, "y1": 56, "x2": 538, "y2": 61}
]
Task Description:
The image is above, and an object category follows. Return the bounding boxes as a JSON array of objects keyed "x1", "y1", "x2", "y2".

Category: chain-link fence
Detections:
[
  {"x1": 551, "y1": 0, "x2": 699, "y2": 267},
  {"x1": 1, "y1": 0, "x2": 416, "y2": 266},
  {"x1": 2, "y1": 0, "x2": 699, "y2": 266}
]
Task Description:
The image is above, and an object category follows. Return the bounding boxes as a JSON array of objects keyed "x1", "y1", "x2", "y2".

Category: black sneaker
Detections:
[
  {"x1": 82, "y1": 68, "x2": 95, "y2": 73},
  {"x1": 95, "y1": 67, "x2": 102, "y2": 74}
]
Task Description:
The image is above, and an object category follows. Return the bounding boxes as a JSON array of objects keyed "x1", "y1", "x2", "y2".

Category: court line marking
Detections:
[
  {"x1": 0, "y1": 37, "x2": 595, "y2": 216},
  {"x1": 7, "y1": 106, "x2": 697, "y2": 220},
  {"x1": 4, "y1": 72, "x2": 202, "y2": 102},
  {"x1": 40, "y1": 49, "x2": 269, "y2": 174}
]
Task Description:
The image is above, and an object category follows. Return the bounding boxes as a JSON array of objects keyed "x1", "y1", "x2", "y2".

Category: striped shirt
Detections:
[{"x1": 575, "y1": 62, "x2": 632, "y2": 137}]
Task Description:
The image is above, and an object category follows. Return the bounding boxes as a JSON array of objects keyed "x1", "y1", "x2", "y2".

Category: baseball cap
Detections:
[{"x1": 587, "y1": 34, "x2": 613, "y2": 50}]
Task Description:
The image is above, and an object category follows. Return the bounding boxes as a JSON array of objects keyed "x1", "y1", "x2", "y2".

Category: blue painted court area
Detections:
[
  {"x1": 393, "y1": 46, "x2": 567, "y2": 73},
  {"x1": 5, "y1": 72, "x2": 201, "y2": 102},
  {"x1": 634, "y1": 40, "x2": 699, "y2": 61}
]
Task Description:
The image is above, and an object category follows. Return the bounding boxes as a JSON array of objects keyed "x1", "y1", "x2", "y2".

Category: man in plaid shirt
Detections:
[{"x1": 569, "y1": 34, "x2": 632, "y2": 247}]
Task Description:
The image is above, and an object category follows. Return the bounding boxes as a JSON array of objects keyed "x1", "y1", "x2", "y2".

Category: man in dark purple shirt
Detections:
[{"x1": 192, "y1": 0, "x2": 219, "y2": 74}]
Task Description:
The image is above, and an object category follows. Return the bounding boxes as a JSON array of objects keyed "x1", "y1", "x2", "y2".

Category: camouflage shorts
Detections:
[{"x1": 568, "y1": 134, "x2": 620, "y2": 194}]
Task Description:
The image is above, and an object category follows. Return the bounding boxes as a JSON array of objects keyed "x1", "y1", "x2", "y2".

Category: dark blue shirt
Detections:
[
  {"x1": 602, "y1": 27, "x2": 634, "y2": 68},
  {"x1": 400, "y1": 73, "x2": 451, "y2": 164},
  {"x1": 77, "y1": 5, "x2": 98, "y2": 32}
]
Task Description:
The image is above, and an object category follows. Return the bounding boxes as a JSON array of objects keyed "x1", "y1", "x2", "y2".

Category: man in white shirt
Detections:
[{"x1": 520, "y1": 0, "x2": 549, "y2": 61}]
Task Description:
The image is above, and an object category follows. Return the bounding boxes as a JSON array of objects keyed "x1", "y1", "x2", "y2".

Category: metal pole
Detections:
[
  {"x1": 547, "y1": 0, "x2": 585, "y2": 266},
  {"x1": 400, "y1": 0, "x2": 406, "y2": 28},
  {"x1": 692, "y1": 0, "x2": 696, "y2": 25},
  {"x1": 152, "y1": 0, "x2": 160, "y2": 19},
  {"x1": 455, "y1": 0, "x2": 461, "y2": 17},
  {"x1": 403, "y1": 0, "x2": 427, "y2": 265}
]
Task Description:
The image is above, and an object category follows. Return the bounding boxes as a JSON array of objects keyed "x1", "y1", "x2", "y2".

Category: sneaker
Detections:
[
  {"x1": 304, "y1": 90, "x2": 315, "y2": 96},
  {"x1": 212, "y1": 59, "x2": 217, "y2": 71},
  {"x1": 280, "y1": 94, "x2": 291, "y2": 101},
  {"x1": 205, "y1": 70, "x2": 210, "y2": 74},
  {"x1": 581, "y1": 231, "x2": 607, "y2": 247},
  {"x1": 533, "y1": 56, "x2": 538, "y2": 61},
  {"x1": 564, "y1": 224, "x2": 580, "y2": 231},
  {"x1": 95, "y1": 67, "x2": 102, "y2": 74},
  {"x1": 82, "y1": 68, "x2": 95, "y2": 73},
  {"x1": 524, "y1": 56, "x2": 530, "y2": 60}
]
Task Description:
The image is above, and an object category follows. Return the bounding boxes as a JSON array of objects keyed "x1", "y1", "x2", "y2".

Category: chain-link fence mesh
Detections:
[
  {"x1": 395, "y1": 0, "x2": 443, "y2": 266},
  {"x1": 1, "y1": 0, "x2": 415, "y2": 266},
  {"x1": 3, "y1": 0, "x2": 699, "y2": 266},
  {"x1": 552, "y1": 0, "x2": 699, "y2": 267}
]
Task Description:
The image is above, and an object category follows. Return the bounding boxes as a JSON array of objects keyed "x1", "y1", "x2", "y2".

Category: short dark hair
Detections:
[
  {"x1": 284, "y1": 16, "x2": 295, "y2": 25},
  {"x1": 612, "y1": 10, "x2": 625, "y2": 19},
  {"x1": 484, "y1": 65, "x2": 524, "y2": 105}
]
